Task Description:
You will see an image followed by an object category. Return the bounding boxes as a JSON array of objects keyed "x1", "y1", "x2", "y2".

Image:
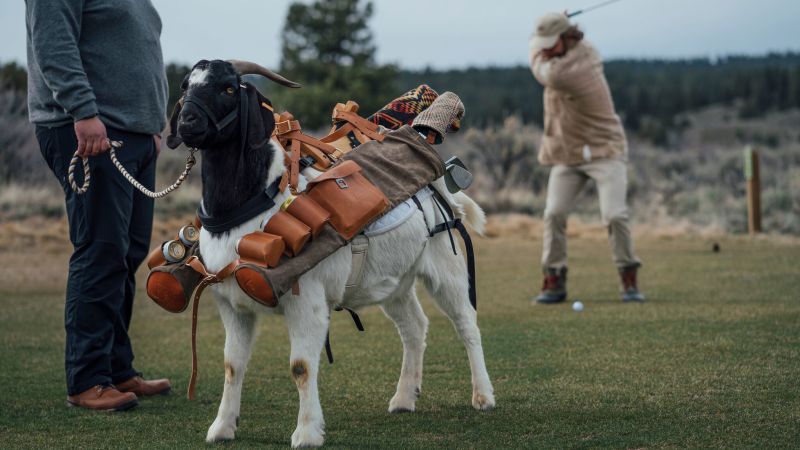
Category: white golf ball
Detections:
[{"x1": 572, "y1": 301, "x2": 584, "y2": 312}]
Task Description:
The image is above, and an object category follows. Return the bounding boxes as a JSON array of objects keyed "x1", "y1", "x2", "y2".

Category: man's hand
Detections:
[
  {"x1": 154, "y1": 134, "x2": 162, "y2": 156},
  {"x1": 74, "y1": 116, "x2": 110, "y2": 157}
]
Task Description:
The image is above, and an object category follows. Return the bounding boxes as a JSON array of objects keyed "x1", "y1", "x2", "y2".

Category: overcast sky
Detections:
[{"x1": 3, "y1": 0, "x2": 799, "y2": 69}]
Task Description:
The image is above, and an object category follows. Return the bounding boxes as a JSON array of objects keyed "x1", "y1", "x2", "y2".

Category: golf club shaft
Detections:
[{"x1": 567, "y1": 0, "x2": 625, "y2": 17}]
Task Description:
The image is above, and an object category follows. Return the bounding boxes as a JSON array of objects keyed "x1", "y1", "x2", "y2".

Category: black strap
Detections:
[
  {"x1": 429, "y1": 218, "x2": 478, "y2": 311},
  {"x1": 431, "y1": 195, "x2": 458, "y2": 256},
  {"x1": 183, "y1": 95, "x2": 239, "y2": 133},
  {"x1": 325, "y1": 332, "x2": 334, "y2": 364},
  {"x1": 334, "y1": 306, "x2": 365, "y2": 332},
  {"x1": 344, "y1": 308, "x2": 364, "y2": 331},
  {"x1": 411, "y1": 194, "x2": 431, "y2": 233},
  {"x1": 454, "y1": 220, "x2": 477, "y2": 311},
  {"x1": 197, "y1": 179, "x2": 282, "y2": 233},
  {"x1": 325, "y1": 307, "x2": 365, "y2": 365}
]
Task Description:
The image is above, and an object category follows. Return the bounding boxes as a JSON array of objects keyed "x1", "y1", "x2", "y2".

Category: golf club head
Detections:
[{"x1": 444, "y1": 156, "x2": 474, "y2": 193}]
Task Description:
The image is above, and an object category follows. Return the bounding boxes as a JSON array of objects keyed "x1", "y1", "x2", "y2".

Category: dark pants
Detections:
[{"x1": 35, "y1": 124, "x2": 157, "y2": 396}]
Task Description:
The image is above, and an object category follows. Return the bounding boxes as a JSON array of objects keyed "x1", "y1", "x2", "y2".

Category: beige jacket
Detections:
[{"x1": 530, "y1": 40, "x2": 627, "y2": 166}]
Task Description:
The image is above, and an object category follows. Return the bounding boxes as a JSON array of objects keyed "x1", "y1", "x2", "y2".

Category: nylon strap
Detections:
[{"x1": 426, "y1": 188, "x2": 478, "y2": 311}]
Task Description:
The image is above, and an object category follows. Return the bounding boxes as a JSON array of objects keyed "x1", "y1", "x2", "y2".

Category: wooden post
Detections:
[{"x1": 743, "y1": 147, "x2": 762, "y2": 234}]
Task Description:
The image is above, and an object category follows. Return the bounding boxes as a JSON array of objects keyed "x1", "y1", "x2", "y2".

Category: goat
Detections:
[{"x1": 167, "y1": 59, "x2": 495, "y2": 448}]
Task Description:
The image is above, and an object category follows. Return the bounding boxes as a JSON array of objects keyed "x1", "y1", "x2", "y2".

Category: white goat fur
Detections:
[{"x1": 200, "y1": 140, "x2": 495, "y2": 447}]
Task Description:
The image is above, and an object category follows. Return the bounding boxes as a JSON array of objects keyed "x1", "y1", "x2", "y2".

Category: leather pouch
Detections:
[
  {"x1": 284, "y1": 193, "x2": 331, "y2": 238},
  {"x1": 236, "y1": 232, "x2": 285, "y2": 268},
  {"x1": 264, "y1": 210, "x2": 311, "y2": 257},
  {"x1": 146, "y1": 244, "x2": 167, "y2": 270},
  {"x1": 146, "y1": 258, "x2": 203, "y2": 313},
  {"x1": 233, "y1": 263, "x2": 278, "y2": 307},
  {"x1": 306, "y1": 160, "x2": 389, "y2": 240}
]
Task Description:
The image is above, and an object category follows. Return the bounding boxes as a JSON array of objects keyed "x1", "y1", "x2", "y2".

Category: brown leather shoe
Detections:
[
  {"x1": 116, "y1": 376, "x2": 171, "y2": 397},
  {"x1": 67, "y1": 385, "x2": 138, "y2": 412}
]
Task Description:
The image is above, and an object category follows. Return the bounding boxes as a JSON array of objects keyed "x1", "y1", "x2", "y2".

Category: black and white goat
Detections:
[{"x1": 167, "y1": 59, "x2": 494, "y2": 448}]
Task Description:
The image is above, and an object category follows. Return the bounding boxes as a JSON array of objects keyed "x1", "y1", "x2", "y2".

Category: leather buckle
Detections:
[{"x1": 274, "y1": 120, "x2": 299, "y2": 135}]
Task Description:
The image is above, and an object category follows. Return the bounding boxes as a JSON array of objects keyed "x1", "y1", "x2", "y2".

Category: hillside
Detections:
[
  {"x1": 398, "y1": 53, "x2": 800, "y2": 144},
  {"x1": 1, "y1": 54, "x2": 798, "y2": 233}
]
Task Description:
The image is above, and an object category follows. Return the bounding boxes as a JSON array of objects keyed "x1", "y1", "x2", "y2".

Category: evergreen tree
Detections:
[{"x1": 273, "y1": 0, "x2": 397, "y2": 129}]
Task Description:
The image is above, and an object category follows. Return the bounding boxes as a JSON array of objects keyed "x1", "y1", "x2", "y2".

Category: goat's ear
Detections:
[
  {"x1": 166, "y1": 99, "x2": 184, "y2": 149},
  {"x1": 244, "y1": 84, "x2": 276, "y2": 148}
]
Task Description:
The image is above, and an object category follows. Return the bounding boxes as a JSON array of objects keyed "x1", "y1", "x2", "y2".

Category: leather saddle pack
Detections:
[{"x1": 146, "y1": 86, "x2": 445, "y2": 313}]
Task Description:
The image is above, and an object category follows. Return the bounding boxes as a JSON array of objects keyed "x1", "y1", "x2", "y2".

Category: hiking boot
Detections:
[
  {"x1": 619, "y1": 265, "x2": 645, "y2": 302},
  {"x1": 67, "y1": 385, "x2": 138, "y2": 412},
  {"x1": 412, "y1": 92, "x2": 464, "y2": 144},
  {"x1": 534, "y1": 267, "x2": 568, "y2": 304},
  {"x1": 116, "y1": 376, "x2": 172, "y2": 397}
]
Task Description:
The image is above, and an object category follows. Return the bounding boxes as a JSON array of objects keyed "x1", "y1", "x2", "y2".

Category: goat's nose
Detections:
[{"x1": 181, "y1": 111, "x2": 200, "y2": 125}]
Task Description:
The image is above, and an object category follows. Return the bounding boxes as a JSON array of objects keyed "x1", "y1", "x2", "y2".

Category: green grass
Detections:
[{"x1": 1, "y1": 235, "x2": 799, "y2": 448}]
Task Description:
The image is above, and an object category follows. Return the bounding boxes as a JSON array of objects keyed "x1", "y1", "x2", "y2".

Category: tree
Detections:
[
  {"x1": 0, "y1": 61, "x2": 27, "y2": 93},
  {"x1": 273, "y1": 0, "x2": 397, "y2": 129}
]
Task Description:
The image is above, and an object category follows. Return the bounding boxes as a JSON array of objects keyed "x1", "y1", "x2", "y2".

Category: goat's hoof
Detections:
[
  {"x1": 291, "y1": 423, "x2": 325, "y2": 448},
  {"x1": 388, "y1": 393, "x2": 417, "y2": 413},
  {"x1": 206, "y1": 418, "x2": 236, "y2": 443},
  {"x1": 472, "y1": 391, "x2": 496, "y2": 411}
]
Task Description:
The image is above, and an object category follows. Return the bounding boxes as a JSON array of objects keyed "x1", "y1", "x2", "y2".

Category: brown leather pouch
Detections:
[
  {"x1": 146, "y1": 244, "x2": 167, "y2": 270},
  {"x1": 146, "y1": 259, "x2": 203, "y2": 313},
  {"x1": 306, "y1": 160, "x2": 389, "y2": 240},
  {"x1": 236, "y1": 232, "x2": 285, "y2": 268},
  {"x1": 283, "y1": 194, "x2": 331, "y2": 238},
  {"x1": 233, "y1": 263, "x2": 278, "y2": 307},
  {"x1": 264, "y1": 210, "x2": 311, "y2": 257}
]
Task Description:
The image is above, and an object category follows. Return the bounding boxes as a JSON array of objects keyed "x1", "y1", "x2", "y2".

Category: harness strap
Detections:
[
  {"x1": 187, "y1": 277, "x2": 212, "y2": 400},
  {"x1": 454, "y1": 220, "x2": 478, "y2": 311},
  {"x1": 183, "y1": 96, "x2": 238, "y2": 132},
  {"x1": 343, "y1": 307, "x2": 365, "y2": 331},
  {"x1": 325, "y1": 306, "x2": 365, "y2": 364},
  {"x1": 411, "y1": 194, "x2": 432, "y2": 233},
  {"x1": 289, "y1": 139, "x2": 301, "y2": 193},
  {"x1": 345, "y1": 235, "x2": 369, "y2": 294},
  {"x1": 325, "y1": 333, "x2": 334, "y2": 364},
  {"x1": 185, "y1": 256, "x2": 238, "y2": 400},
  {"x1": 423, "y1": 189, "x2": 479, "y2": 312},
  {"x1": 331, "y1": 109, "x2": 386, "y2": 143},
  {"x1": 431, "y1": 195, "x2": 458, "y2": 256}
]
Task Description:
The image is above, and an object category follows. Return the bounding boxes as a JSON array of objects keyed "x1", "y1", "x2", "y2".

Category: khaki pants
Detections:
[{"x1": 541, "y1": 157, "x2": 641, "y2": 270}]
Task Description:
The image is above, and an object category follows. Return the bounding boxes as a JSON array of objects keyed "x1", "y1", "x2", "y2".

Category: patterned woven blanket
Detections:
[{"x1": 367, "y1": 84, "x2": 439, "y2": 130}]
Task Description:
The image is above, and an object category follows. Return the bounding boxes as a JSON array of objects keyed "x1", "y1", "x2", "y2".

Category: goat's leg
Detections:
[
  {"x1": 284, "y1": 285, "x2": 329, "y2": 448},
  {"x1": 206, "y1": 298, "x2": 258, "y2": 442},
  {"x1": 422, "y1": 249, "x2": 495, "y2": 411},
  {"x1": 381, "y1": 286, "x2": 429, "y2": 413}
]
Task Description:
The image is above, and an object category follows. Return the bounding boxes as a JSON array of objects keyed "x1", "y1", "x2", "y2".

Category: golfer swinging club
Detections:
[{"x1": 529, "y1": 11, "x2": 645, "y2": 303}]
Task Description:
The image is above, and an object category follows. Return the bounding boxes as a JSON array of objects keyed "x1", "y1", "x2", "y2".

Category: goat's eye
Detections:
[{"x1": 225, "y1": 87, "x2": 235, "y2": 95}]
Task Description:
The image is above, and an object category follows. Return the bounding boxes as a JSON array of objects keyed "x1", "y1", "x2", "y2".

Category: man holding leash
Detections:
[
  {"x1": 529, "y1": 12, "x2": 645, "y2": 304},
  {"x1": 26, "y1": 0, "x2": 171, "y2": 410}
]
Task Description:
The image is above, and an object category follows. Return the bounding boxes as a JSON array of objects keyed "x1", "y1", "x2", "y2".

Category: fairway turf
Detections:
[{"x1": 1, "y1": 234, "x2": 798, "y2": 448}]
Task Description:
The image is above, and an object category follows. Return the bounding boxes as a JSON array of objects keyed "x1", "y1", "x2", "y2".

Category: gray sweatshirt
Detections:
[{"x1": 26, "y1": 0, "x2": 168, "y2": 135}]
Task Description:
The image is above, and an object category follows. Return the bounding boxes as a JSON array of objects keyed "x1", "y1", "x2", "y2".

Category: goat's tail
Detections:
[{"x1": 453, "y1": 191, "x2": 486, "y2": 236}]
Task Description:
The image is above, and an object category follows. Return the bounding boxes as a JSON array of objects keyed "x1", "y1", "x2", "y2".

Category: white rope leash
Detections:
[{"x1": 68, "y1": 140, "x2": 197, "y2": 199}]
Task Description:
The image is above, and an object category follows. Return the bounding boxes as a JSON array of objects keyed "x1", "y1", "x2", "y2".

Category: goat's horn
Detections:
[{"x1": 227, "y1": 60, "x2": 301, "y2": 88}]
